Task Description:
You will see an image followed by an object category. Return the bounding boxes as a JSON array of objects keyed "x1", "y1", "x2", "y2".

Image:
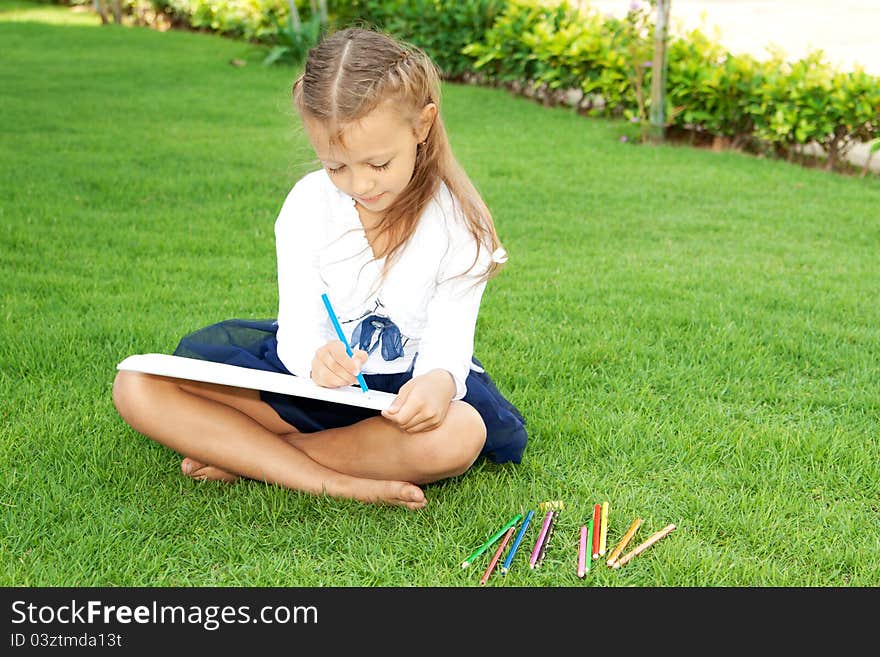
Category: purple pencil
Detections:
[{"x1": 529, "y1": 510, "x2": 554, "y2": 569}]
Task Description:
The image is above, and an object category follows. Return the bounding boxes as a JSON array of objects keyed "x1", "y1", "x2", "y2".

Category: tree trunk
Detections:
[
  {"x1": 649, "y1": 0, "x2": 671, "y2": 143},
  {"x1": 94, "y1": 0, "x2": 108, "y2": 24}
]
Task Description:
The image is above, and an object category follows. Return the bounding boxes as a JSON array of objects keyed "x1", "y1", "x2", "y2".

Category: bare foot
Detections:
[
  {"x1": 346, "y1": 480, "x2": 427, "y2": 510},
  {"x1": 180, "y1": 457, "x2": 427, "y2": 510},
  {"x1": 181, "y1": 457, "x2": 239, "y2": 483}
]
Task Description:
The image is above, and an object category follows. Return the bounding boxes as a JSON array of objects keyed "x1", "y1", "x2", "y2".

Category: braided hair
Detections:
[{"x1": 292, "y1": 28, "x2": 505, "y2": 283}]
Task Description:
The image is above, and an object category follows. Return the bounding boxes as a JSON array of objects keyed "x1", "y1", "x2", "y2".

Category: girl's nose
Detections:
[{"x1": 351, "y1": 171, "x2": 375, "y2": 196}]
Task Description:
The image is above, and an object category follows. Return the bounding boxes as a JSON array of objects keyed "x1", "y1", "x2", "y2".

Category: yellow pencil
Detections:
[
  {"x1": 606, "y1": 517, "x2": 642, "y2": 567},
  {"x1": 612, "y1": 523, "x2": 676, "y2": 569},
  {"x1": 598, "y1": 501, "x2": 609, "y2": 556}
]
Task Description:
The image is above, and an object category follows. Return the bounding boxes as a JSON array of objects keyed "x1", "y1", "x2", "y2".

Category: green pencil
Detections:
[
  {"x1": 461, "y1": 513, "x2": 523, "y2": 568},
  {"x1": 585, "y1": 518, "x2": 594, "y2": 572}
]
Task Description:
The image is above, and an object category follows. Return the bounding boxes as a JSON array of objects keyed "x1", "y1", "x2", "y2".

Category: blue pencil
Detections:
[
  {"x1": 500, "y1": 509, "x2": 534, "y2": 575},
  {"x1": 320, "y1": 293, "x2": 369, "y2": 393}
]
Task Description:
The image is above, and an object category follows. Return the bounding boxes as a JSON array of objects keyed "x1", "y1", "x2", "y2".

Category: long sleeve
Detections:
[
  {"x1": 274, "y1": 179, "x2": 333, "y2": 379},
  {"x1": 273, "y1": 173, "x2": 496, "y2": 394},
  {"x1": 411, "y1": 217, "x2": 491, "y2": 400}
]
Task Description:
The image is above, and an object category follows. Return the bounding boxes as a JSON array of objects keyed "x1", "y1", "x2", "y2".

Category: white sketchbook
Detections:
[{"x1": 116, "y1": 353, "x2": 396, "y2": 411}]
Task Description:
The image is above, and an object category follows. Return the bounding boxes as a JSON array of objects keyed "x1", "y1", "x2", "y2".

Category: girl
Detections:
[{"x1": 112, "y1": 27, "x2": 527, "y2": 510}]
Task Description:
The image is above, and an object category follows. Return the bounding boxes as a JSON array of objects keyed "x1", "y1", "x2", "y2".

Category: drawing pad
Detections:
[{"x1": 116, "y1": 353, "x2": 396, "y2": 411}]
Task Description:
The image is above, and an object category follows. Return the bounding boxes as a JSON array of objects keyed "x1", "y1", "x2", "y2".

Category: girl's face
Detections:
[{"x1": 304, "y1": 101, "x2": 436, "y2": 217}]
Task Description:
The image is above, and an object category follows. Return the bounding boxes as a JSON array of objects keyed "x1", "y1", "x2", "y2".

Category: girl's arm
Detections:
[
  {"x1": 411, "y1": 222, "x2": 491, "y2": 400},
  {"x1": 382, "y1": 212, "x2": 493, "y2": 432},
  {"x1": 273, "y1": 178, "x2": 333, "y2": 379}
]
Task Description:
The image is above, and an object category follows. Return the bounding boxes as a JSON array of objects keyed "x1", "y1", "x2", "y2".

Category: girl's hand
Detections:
[
  {"x1": 381, "y1": 369, "x2": 456, "y2": 433},
  {"x1": 310, "y1": 341, "x2": 368, "y2": 388}
]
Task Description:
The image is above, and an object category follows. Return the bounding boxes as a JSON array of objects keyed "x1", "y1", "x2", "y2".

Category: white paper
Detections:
[{"x1": 116, "y1": 353, "x2": 396, "y2": 411}]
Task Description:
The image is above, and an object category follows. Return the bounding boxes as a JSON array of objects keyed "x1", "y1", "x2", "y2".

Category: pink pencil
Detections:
[
  {"x1": 577, "y1": 525, "x2": 588, "y2": 578},
  {"x1": 480, "y1": 526, "x2": 516, "y2": 585},
  {"x1": 529, "y1": 511, "x2": 554, "y2": 568}
]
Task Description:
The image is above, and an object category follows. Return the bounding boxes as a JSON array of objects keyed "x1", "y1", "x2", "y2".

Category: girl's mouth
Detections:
[{"x1": 358, "y1": 192, "x2": 385, "y2": 205}]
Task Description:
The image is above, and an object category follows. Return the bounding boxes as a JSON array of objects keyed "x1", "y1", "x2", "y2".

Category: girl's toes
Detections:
[
  {"x1": 181, "y1": 457, "x2": 239, "y2": 482},
  {"x1": 181, "y1": 457, "x2": 203, "y2": 477}
]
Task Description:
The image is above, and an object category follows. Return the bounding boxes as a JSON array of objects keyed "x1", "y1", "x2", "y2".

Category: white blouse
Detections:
[{"x1": 274, "y1": 169, "x2": 496, "y2": 400}]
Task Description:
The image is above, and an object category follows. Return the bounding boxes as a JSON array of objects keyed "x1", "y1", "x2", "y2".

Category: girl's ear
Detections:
[{"x1": 416, "y1": 103, "x2": 438, "y2": 142}]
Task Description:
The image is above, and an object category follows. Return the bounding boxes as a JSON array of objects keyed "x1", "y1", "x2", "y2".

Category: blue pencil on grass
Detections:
[
  {"x1": 320, "y1": 293, "x2": 369, "y2": 393},
  {"x1": 500, "y1": 509, "x2": 534, "y2": 575}
]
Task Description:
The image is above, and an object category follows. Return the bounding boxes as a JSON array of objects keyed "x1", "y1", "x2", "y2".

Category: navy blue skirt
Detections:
[{"x1": 173, "y1": 319, "x2": 527, "y2": 464}]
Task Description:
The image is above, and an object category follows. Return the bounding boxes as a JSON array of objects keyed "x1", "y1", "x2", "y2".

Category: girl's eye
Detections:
[{"x1": 326, "y1": 162, "x2": 388, "y2": 174}]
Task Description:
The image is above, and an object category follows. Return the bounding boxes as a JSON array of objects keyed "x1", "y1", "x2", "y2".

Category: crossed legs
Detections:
[{"x1": 111, "y1": 371, "x2": 486, "y2": 509}]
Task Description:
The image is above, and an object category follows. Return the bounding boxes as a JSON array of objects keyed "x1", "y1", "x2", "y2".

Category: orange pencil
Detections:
[
  {"x1": 591, "y1": 503, "x2": 601, "y2": 559},
  {"x1": 480, "y1": 526, "x2": 516, "y2": 585},
  {"x1": 606, "y1": 517, "x2": 642, "y2": 567},
  {"x1": 612, "y1": 523, "x2": 676, "y2": 569}
]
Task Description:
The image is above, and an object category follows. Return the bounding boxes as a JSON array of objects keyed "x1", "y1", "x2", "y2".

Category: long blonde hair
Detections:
[{"x1": 292, "y1": 27, "x2": 504, "y2": 282}]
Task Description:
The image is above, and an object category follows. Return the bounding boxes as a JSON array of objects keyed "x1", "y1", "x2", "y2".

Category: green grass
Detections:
[{"x1": 2, "y1": 1, "x2": 879, "y2": 587}]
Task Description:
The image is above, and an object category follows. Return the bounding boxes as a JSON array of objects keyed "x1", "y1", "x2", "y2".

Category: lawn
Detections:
[{"x1": 1, "y1": 1, "x2": 878, "y2": 588}]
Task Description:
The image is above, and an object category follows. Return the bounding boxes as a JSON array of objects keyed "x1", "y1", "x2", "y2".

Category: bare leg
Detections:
[
  {"x1": 285, "y1": 402, "x2": 487, "y2": 484},
  {"x1": 145, "y1": 374, "x2": 486, "y2": 486},
  {"x1": 172, "y1": 384, "x2": 486, "y2": 486},
  {"x1": 112, "y1": 371, "x2": 427, "y2": 509},
  {"x1": 174, "y1": 378, "x2": 296, "y2": 483},
  {"x1": 183, "y1": 399, "x2": 485, "y2": 485}
]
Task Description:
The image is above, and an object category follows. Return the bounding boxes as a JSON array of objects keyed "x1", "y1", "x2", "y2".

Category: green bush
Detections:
[
  {"x1": 333, "y1": 0, "x2": 505, "y2": 79},
  {"x1": 462, "y1": 0, "x2": 566, "y2": 84},
  {"x1": 750, "y1": 54, "x2": 880, "y2": 166},
  {"x1": 262, "y1": 8, "x2": 324, "y2": 66},
  {"x1": 462, "y1": 1, "x2": 657, "y2": 126},
  {"x1": 665, "y1": 27, "x2": 758, "y2": 142},
  {"x1": 460, "y1": 0, "x2": 878, "y2": 166},
  {"x1": 67, "y1": 0, "x2": 879, "y2": 170},
  {"x1": 162, "y1": 0, "x2": 286, "y2": 41}
]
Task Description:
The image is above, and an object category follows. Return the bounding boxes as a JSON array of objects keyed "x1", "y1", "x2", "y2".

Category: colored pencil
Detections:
[
  {"x1": 320, "y1": 293, "x2": 369, "y2": 393},
  {"x1": 612, "y1": 523, "x2": 677, "y2": 569},
  {"x1": 536, "y1": 510, "x2": 557, "y2": 567},
  {"x1": 606, "y1": 517, "x2": 642, "y2": 567},
  {"x1": 461, "y1": 513, "x2": 522, "y2": 568},
  {"x1": 585, "y1": 518, "x2": 594, "y2": 572},
  {"x1": 501, "y1": 509, "x2": 534, "y2": 575},
  {"x1": 591, "y1": 503, "x2": 602, "y2": 558},
  {"x1": 599, "y1": 501, "x2": 609, "y2": 556},
  {"x1": 577, "y1": 525, "x2": 588, "y2": 578},
  {"x1": 480, "y1": 526, "x2": 516, "y2": 585},
  {"x1": 529, "y1": 510, "x2": 554, "y2": 569}
]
